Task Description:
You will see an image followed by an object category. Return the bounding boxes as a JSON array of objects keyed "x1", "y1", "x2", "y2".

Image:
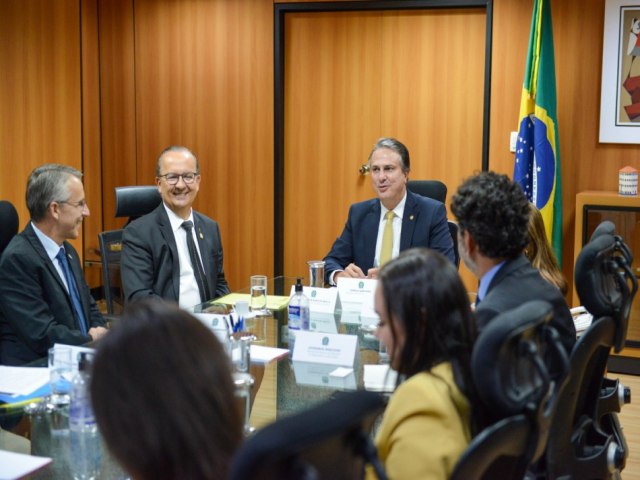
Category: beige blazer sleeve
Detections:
[{"x1": 368, "y1": 363, "x2": 471, "y2": 480}]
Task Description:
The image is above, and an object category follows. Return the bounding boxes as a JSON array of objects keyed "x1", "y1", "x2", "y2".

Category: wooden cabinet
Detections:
[{"x1": 574, "y1": 191, "x2": 640, "y2": 373}]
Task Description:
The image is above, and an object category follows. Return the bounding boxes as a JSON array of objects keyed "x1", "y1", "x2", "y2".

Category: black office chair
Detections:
[
  {"x1": 406, "y1": 179, "x2": 447, "y2": 204},
  {"x1": 451, "y1": 300, "x2": 569, "y2": 480},
  {"x1": 114, "y1": 185, "x2": 162, "y2": 225},
  {"x1": 98, "y1": 186, "x2": 162, "y2": 314},
  {"x1": 98, "y1": 230, "x2": 125, "y2": 315},
  {"x1": 0, "y1": 200, "x2": 19, "y2": 257},
  {"x1": 545, "y1": 224, "x2": 637, "y2": 479},
  {"x1": 406, "y1": 180, "x2": 459, "y2": 267},
  {"x1": 228, "y1": 390, "x2": 387, "y2": 480}
]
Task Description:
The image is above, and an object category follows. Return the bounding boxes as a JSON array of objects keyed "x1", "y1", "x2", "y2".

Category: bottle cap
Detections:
[
  {"x1": 295, "y1": 278, "x2": 303, "y2": 293},
  {"x1": 77, "y1": 352, "x2": 93, "y2": 372}
]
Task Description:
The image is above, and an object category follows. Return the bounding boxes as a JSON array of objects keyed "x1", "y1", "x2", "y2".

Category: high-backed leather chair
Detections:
[
  {"x1": 114, "y1": 185, "x2": 162, "y2": 225},
  {"x1": 406, "y1": 180, "x2": 459, "y2": 267},
  {"x1": 0, "y1": 200, "x2": 19, "y2": 258},
  {"x1": 406, "y1": 179, "x2": 447, "y2": 204},
  {"x1": 451, "y1": 300, "x2": 569, "y2": 480},
  {"x1": 228, "y1": 390, "x2": 387, "y2": 480},
  {"x1": 98, "y1": 186, "x2": 162, "y2": 314},
  {"x1": 545, "y1": 224, "x2": 637, "y2": 479}
]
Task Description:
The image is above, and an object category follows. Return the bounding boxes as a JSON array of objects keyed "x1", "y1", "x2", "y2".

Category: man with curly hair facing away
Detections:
[{"x1": 450, "y1": 172, "x2": 575, "y2": 355}]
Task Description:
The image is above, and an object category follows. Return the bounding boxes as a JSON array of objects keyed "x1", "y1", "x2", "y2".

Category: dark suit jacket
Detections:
[
  {"x1": 0, "y1": 223, "x2": 105, "y2": 365},
  {"x1": 475, "y1": 254, "x2": 576, "y2": 355},
  {"x1": 323, "y1": 191, "x2": 455, "y2": 283},
  {"x1": 121, "y1": 204, "x2": 230, "y2": 305}
]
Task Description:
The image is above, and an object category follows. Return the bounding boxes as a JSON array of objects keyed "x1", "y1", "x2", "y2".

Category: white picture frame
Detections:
[{"x1": 599, "y1": 0, "x2": 640, "y2": 143}]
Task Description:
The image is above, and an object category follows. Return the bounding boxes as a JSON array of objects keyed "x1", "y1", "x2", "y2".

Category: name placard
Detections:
[
  {"x1": 292, "y1": 331, "x2": 357, "y2": 366},
  {"x1": 288, "y1": 286, "x2": 337, "y2": 314},
  {"x1": 337, "y1": 277, "x2": 377, "y2": 310}
]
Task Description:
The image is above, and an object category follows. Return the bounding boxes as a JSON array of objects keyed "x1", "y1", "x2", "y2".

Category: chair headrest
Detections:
[
  {"x1": 589, "y1": 220, "x2": 616, "y2": 241},
  {"x1": 0, "y1": 200, "x2": 19, "y2": 254},
  {"x1": 229, "y1": 390, "x2": 385, "y2": 480},
  {"x1": 114, "y1": 186, "x2": 162, "y2": 219},
  {"x1": 406, "y1": 180, "x2": 447, "y2": 204},
  {"x1": 472, "y1": 300, "x2": 557, "y2": 417},
  {"x1": 575, "y1": 228, "x2": 637, "y2": 350}
]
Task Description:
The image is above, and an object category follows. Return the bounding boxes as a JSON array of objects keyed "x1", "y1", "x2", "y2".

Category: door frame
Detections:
[{"x1": 274, "y1": 0, "x2": 494, "y2": 275}]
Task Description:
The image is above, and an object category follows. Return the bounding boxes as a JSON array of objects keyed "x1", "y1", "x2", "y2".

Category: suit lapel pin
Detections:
[
  {"x1": 409, "y1": 215, "x2": 414, "y2": 221},
  {"x1": 199, "y1": 230, "x2": 204, "y2": 239}
]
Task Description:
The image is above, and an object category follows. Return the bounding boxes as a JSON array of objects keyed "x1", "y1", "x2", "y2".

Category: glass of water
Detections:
[
  {"x1": 48, "y1": 346, "x2": 73, "y2": 406},
  {"x1": 249, "y1": 275, "x2": 267, "y2": 313}
]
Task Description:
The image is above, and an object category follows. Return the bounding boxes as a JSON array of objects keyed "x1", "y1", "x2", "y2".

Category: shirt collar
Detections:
[
  {"x1": 31, "y1": 222, "x2": 63, "y2": 261},
  {"x1": 478, "y1": 260, "x2": 507, "y2": 301},
  {"x1": 380, "y1": 191, "x2": 407, "y2": 220},
  {"x1": 163, "y1": 204, "x2": 194, "y2": 233}
]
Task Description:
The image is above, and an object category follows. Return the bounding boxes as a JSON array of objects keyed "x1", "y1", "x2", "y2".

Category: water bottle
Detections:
[
  {"x1": 288, "y1": 278, "x2": 310, "y2": 345},
  {"x1": 69, "y1": 352, "x2": 101, "y2": 480}
]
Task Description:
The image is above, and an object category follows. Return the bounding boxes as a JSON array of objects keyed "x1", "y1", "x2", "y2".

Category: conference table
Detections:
[{"x1": 0, "y1": 276, "x2": 388, "y2": 479}]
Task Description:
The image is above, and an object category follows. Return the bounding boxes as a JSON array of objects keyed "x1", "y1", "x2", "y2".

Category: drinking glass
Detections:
[
  {"x1": 307, "y1": 260, "x2": 325, "y2": 288},
  {"x1": 48, "y1": 346, "x2": 73, "y2": 406},
  {"x1": 250, "y1": 275, "x2": 268, "y2": 313}
]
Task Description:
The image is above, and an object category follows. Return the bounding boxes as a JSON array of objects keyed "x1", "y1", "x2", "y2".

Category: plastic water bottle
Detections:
[
  {"x1": 69, "y1": 352, "x2": 101, "y2": 480},
  {"x1": 288, "y1": 278, "x2": 310, "y2": 343}
]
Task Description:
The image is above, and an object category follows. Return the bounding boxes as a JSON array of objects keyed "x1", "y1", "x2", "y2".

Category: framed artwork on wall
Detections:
[{"x1": 600, "y1": 0, "x2": 640, "y2": 143}]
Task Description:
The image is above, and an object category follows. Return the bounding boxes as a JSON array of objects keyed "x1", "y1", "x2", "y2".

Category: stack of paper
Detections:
[{"x1": 364, "y1": 364, "x2": 398, "y2": 392}]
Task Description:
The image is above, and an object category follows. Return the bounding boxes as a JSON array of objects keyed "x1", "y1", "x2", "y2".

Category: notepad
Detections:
[{"x1": 215, "y1": 293, "x2": 291, "y2": 311}]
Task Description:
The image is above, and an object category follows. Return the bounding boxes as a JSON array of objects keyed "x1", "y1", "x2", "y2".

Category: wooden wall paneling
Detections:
[
  {"x1": 98, "y1": 0, "x2": 137, "y2": 233},
  {"x1": 379, "y1": 9, "x2": 486, "y2": 291},
  {"x1": 0, "y1": 0, "x2": 83, "y2": 250},
  {"x1": 81, "y1": 0, "x2": 103, "y2": 292},
  {"x1": 283, "y1": 11, "x2": 383, "y2": 279},
  {"x1": 133, "y1": 0, "x2": 274, "y2": 291},
  {"x1": 282, "y1": 5, "x2": 488, "y2": 289}
]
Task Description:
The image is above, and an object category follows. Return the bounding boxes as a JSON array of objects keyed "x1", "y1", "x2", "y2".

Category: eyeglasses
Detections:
[
  {"x1": 57, "y1": 199, "x2": 87, "y2": 209},
  {"x1": 158, "y1": 172, "x2": 198, "y2": 185}
]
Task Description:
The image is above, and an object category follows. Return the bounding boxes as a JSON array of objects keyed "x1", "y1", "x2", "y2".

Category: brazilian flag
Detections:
[{"x1": 514, "y1": 0, "x2": 562, "y2": 266}]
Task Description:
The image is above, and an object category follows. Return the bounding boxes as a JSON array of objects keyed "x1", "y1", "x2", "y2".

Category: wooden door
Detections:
[{"x1": 281, "y1": 6, "x2": 488, "y2": 290}]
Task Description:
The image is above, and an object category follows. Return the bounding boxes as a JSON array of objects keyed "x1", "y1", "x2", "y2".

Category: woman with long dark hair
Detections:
[
  {"x1": 370, "y1": 248, "x2": 486, "y2": 479},
  {"x1": 90, "y1": 299, "x2": 243, "y2": 480}
]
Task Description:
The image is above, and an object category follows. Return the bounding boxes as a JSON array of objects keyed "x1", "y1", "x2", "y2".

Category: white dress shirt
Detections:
[{"x1": 163, "y1": 204, "x2": 206, "y2": 309}]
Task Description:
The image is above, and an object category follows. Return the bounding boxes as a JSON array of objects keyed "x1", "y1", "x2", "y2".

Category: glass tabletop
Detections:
[{"x1": 1, "y1": 276, "x2": 388, "y2": 477}]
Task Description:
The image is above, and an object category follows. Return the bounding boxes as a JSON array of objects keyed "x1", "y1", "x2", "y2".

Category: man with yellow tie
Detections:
[{"x1": 323, "y1": 138, "x2": 455, "y2": 285}]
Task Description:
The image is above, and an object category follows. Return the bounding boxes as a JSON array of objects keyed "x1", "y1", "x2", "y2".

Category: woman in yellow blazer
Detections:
[{"x1": 369, "y1": 248, "x2": 487, "y2": 479}]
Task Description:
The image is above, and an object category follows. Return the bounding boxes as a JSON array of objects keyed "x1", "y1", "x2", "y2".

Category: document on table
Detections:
[
  {"x1": 250, "y1": 345, "x2": 289, "y2": 364},
  {"x1": 0, "y1": 450, "x2": 51, "y2": 479},
  {"x1": 0, "y1": 367, "x2": 49, "y2": 397},
  {"x1": 215, "y1": 293, "x2": 291, "y2": 311}
]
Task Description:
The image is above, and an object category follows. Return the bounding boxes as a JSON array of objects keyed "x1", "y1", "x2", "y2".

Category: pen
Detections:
[{"x1": 0, "y1": 397, "x2": 44, "y2": 412}]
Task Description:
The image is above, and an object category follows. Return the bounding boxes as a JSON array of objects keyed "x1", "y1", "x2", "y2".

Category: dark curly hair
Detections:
[{"x1": 450, "y1": 171, "x2": 529, "y2": 259}]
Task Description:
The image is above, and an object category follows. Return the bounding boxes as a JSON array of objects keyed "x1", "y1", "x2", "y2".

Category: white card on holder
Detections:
[
  {"x1": 336, "y1": 277, "x2": 377, "y2": 311},
  {"x1": 292, "y1": 331, "x2": 357, "y2": 366},
  {"x1": 289, "y1": 285, "x2": 337, "y2": 314}
]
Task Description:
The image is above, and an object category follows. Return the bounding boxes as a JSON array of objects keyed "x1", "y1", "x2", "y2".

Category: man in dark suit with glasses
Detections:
[
  {"x1": 0, "y1": 164, "x2": 108, "y2": 365},
  {"x1": 121, "y1": 146, "x2": 230, "y2": 308}
]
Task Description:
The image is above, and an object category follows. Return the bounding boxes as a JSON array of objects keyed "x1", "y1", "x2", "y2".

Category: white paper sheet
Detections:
[{"x1": 0, "y1": 450, "x2": 51, "y2": 480}]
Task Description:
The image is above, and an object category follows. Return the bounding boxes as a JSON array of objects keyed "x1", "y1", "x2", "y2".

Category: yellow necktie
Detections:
[{"x1": 380, "y1": 210, "x2": 395, "y2": 266}]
